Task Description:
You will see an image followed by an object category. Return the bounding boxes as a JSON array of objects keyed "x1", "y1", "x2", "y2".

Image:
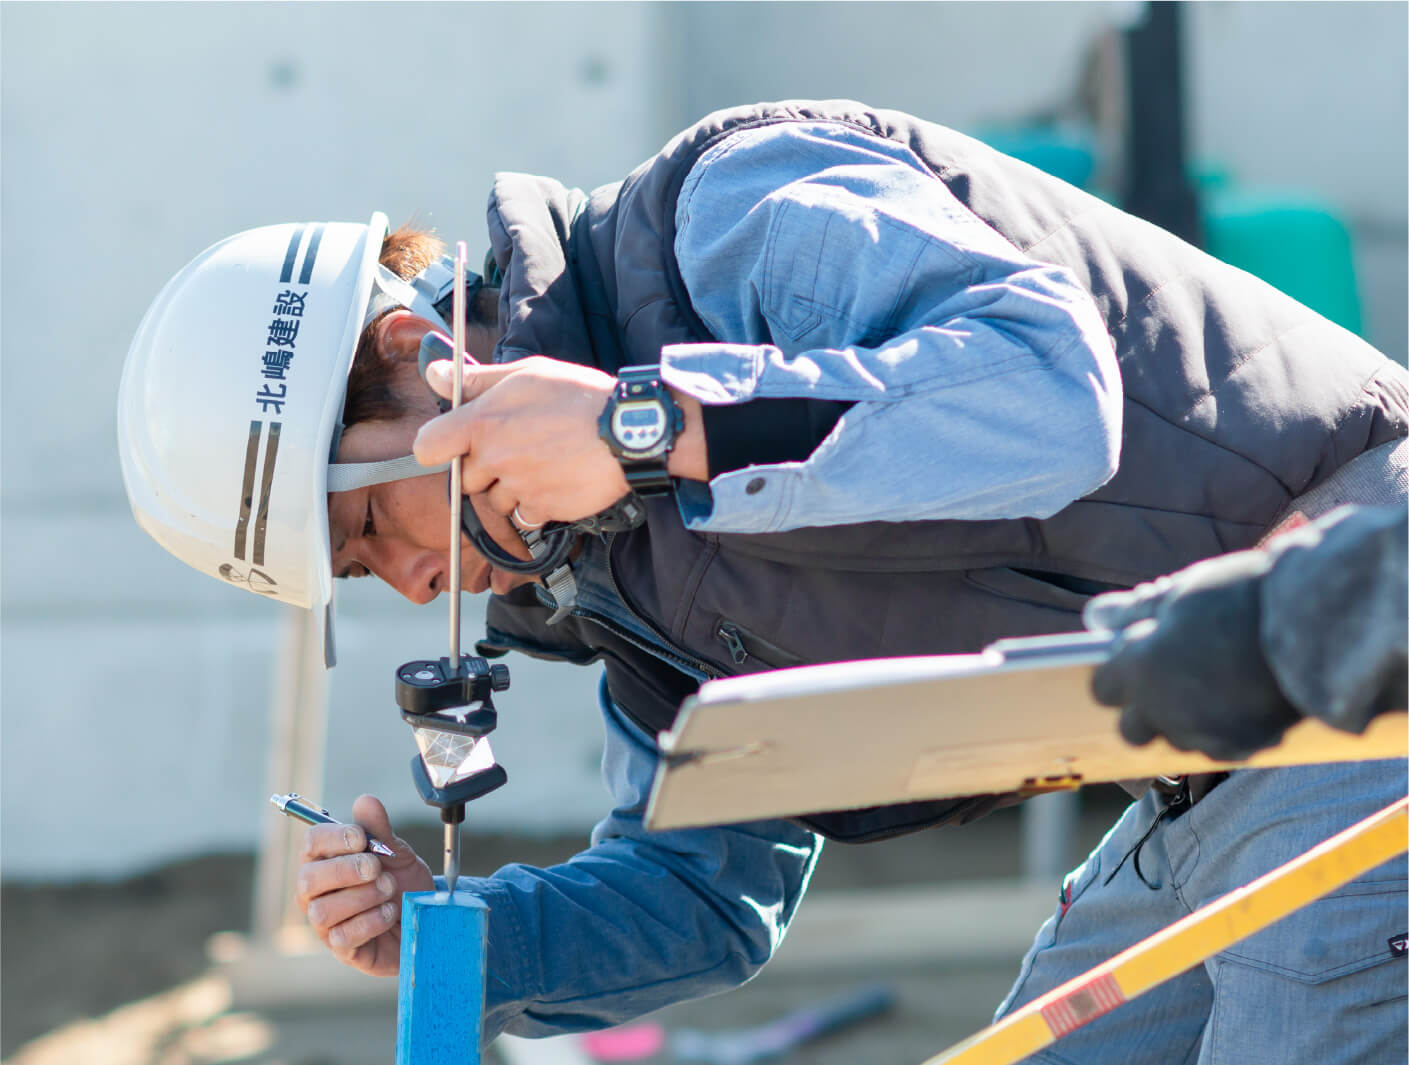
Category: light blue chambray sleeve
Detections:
[
  {"x1": 454, "y1": 674, "x2": 821, "y2": 1041},
  {"x1": 665, "y1": 120, "x2": 1123, "y2": 534}
]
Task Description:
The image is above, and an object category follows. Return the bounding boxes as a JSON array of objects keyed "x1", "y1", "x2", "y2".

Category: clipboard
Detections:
[{"x1": 645, "y1": 631, "x2": 1408, "y2": 831}]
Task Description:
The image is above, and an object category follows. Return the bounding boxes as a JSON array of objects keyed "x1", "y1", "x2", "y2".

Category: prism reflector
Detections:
[{"x1": 412, "y1": 726, "x2": 499, "y2": 790}]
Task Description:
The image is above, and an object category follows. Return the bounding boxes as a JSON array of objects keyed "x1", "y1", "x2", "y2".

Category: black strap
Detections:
[{"x1": 1104, "y1": 778, "x2": 1192, "y2": 890}]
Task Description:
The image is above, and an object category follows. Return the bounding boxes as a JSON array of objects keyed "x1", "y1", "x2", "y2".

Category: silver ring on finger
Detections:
[{"x1": 512, "y1": 505, "x2": 545, "y2": 531}]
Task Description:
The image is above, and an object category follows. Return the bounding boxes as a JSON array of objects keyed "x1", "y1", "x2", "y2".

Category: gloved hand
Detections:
[{"x1": 1085, "y1": 550, "x2": 1302, "y2": 761}]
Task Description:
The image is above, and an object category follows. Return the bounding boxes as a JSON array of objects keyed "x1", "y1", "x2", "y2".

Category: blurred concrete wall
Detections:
[
  {"x1": 3, "y1": 1, "x2": 1404, "y2": 879},
  {"x1": 1, "y1": 0, "x2": 670, "y2": 880}
]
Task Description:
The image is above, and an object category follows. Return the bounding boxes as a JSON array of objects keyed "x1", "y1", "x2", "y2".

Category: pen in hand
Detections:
[{"x1": 270, "y1": 792, "x2": 397, "y2": 857}]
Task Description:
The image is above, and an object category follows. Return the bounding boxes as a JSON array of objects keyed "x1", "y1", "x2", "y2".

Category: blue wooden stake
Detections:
[{"x1": 396, "y1": 890, "x2": 487, "y2": 1065}]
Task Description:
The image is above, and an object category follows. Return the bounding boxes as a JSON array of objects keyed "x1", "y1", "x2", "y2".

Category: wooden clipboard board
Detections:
[{"x1": 645, "y1": 632, "x2": 1408, "y2": 831}]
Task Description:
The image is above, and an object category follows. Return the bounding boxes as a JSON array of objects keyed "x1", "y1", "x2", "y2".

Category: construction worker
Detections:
[{"x1": 119, "y1": 101, "x2": 1408, "y2": 1062}]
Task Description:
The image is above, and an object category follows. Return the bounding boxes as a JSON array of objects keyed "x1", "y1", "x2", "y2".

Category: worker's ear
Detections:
[{"x1": 376, "y1": 310, "x2": 443, "y2": 364}]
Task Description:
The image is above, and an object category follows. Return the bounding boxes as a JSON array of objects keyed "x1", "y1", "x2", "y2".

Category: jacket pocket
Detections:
[
  {"x1": 962, "y1": 566, "x2": 1103, "y2": 615},
  {"x1": 714, "y1": 618, "x2": 804, "y2": 670},
  {"x1": 1219, "y1": 881, "x2": 1409, "y2": 983}
]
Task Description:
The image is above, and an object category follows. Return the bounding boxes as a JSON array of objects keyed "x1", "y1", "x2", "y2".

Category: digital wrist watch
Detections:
[{"x1": 597, "y1": 365, "x2": 685, "y2": 495}]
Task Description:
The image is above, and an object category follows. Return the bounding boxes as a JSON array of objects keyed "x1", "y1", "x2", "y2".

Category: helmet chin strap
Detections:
[{"x1": 327, "y1": 453, "x2": 448, "y2": 493}]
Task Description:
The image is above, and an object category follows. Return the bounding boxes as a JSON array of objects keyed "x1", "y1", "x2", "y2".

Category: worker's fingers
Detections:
[
  {"x1": 466, "y1": 492, "x2": 536, "y2": 563},
  {"x1": 285, "y1": 800, "x2": 408, "y2": 978},
  {"x1": 1089, "y1": 659, "x2": 1126, "y2": 708},
  {"x1": 348, "y1": 795, "x2": 409, "y2": 860},
  {"x1": 1094, "y1": 623, "x2": 1170, "y2": 746},
  {"x1": 349, "y1": 794, "x2": 400, "y2": 850},
  {"x1": 1082, "y1": 578, "x2": 1171, "y2": 632},
  {"x1": 326, "y1": 898, "x2": 400, "y2": 956},
  {"x1": 325, "y1": 901, "x2": 402, "y2": 969},
  {"x1": 299, "y1": 821, "x2": 375, "y2": 862},
  {"x1": 415, "y1": 360, "x2": 533, "y2": 490},
  {"x1": 413, "y1": 404, "x2": 497, "y2": 496},
  {"x1": 422, "y1": 359, "x2": 524, "y2": 410},
  {"x1": 1156, "y1": 708, "x2": 1282, "y2": 763},
  {"x1": 1118, "y1": 706, "x2": 1161, "y2": 747},
  {"x1": 484, "y1": 480, "x2": 520, "y2": 523},
  {"x1": 1199, "y1": 735, "x2": 1263, "y2": 763},
  {"x1": 458, "y1": 452, "x2": 499, "y2": 500},
  {"x1": 349, "y1": 794, "x2": 435, "y2": 891},
  {"x1": 511, "y1": 504, "x2": 546, "y2": 532},
  {"x1": 329, "y1": 926, "x2": 402, "y2": 976},
  {"x1": 294, "y1": 850, "x2": 383, "y2": 909},
  {"x1": 1090, "y1": 618, "x2": 1157, "y2": 708},
  {"x1": 304, "y1": 877, "x2": 397, "y2": 938}
]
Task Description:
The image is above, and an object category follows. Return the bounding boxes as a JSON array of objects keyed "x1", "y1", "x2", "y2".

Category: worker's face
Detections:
[{"x1": 327, "y1": 313, "x2": 537, "y2": 603}]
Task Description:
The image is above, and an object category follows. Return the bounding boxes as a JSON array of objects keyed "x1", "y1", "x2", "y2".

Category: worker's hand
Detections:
[
  {"x1": 1085, "y1": 550, "x2": 1302, "y2": 761},
  {"x1": 295, "y1": 794, "x2": 433, "y2": 977},
  {"x1": 414, "y1": 356, "x2": 632, "y2": 529}
]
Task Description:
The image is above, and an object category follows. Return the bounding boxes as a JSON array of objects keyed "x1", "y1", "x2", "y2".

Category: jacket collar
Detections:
[{"x1": 486, "y1": 172, "x2": 600, "y2": 369}]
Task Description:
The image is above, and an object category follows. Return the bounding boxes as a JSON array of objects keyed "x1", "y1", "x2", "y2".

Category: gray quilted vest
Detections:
[{"x1": 477, "y1": 101, "x2": 1409, "y2": 841}]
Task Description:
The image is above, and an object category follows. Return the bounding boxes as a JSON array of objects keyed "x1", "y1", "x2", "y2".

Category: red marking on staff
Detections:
[{"x1": 1040, "y1": 972, "x2": 1126, "y2": 1039}]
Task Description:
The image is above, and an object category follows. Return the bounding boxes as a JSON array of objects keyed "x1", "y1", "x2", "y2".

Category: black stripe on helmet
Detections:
[
  {"x1": 252, "y1": 422, "x2": 282, "y2": 566},
  {"x1": 234, "y1": 420, "x2": 262, "y2": 560},
  {"x1": 279, "y1": 226, "x2": 306, "y2": 284},
  {"x1": 299, "y1": 224, "x2": 325, "y2": 285}
]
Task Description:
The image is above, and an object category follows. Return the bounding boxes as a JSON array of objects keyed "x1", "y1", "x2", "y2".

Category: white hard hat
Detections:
[{"x1": 118, "y1": 212, "x2": 454, "y2": 663}]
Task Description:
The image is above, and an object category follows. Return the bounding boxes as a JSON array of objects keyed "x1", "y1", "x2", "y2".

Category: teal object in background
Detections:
[
  {"x1": 974, "y1": 129, "x2": 1365, "y2": 338},
  {"x1": 973, "y1": 126, "x2": 1098, "y2": 192},
  {"x1": 397, "y1": 891, "x2": 487, "y2": 1065},
  {"x1": 1201, "y1": 186, "x2": 1364, "y2": 336}
]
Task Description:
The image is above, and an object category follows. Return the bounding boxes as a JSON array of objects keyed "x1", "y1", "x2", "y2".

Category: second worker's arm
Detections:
[{"x1": 1087, "y1": 504, "x2": 1408, "y2": 759}]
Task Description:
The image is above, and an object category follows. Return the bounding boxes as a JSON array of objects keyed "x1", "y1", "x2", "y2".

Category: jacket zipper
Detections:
[
  {"x1": 714, "y1": 620, "x2": 802, "y2": 669},
  {"x1": 717, "y1": 622, "x2": 750, "y2": 665}
]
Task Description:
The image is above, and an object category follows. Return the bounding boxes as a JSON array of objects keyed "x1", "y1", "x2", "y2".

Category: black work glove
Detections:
[{"x1": 1085, "y1": 551, "x2": 1302, "y2": 761}]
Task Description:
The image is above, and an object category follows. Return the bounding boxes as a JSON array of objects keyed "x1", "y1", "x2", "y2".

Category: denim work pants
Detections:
[{"x1": 995, "y1": 759, "x2": 1408, "y2": 1065}]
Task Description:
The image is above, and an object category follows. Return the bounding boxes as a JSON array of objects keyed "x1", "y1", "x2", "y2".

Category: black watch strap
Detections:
[{"x1": 622, "y1": 463, "x2": 674, "y2": 493}]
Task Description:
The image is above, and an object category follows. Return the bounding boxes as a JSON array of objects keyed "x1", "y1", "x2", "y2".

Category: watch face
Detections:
[{"x1": 611, "y1": 399, "x2": 668, "y2": 457}]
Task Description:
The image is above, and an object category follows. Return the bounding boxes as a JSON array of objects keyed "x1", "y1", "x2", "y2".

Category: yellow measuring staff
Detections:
[{"x1": 922, "y1": 794, "x2": 1409, "y2": 1065}]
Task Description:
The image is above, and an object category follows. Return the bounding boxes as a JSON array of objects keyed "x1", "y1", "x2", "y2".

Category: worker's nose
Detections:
[{"x1": 371, "y1": 547, "x2": 446, "y2": 606}]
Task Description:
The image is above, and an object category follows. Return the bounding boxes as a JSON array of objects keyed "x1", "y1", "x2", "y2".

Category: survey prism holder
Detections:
[{"x1": 395, "y1": 655, "x2": 510, "y2": 809}]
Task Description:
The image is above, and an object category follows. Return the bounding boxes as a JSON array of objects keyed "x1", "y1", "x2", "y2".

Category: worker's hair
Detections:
[{"x1": 342, "y1": 224, "x2": 498, "y2": 428}]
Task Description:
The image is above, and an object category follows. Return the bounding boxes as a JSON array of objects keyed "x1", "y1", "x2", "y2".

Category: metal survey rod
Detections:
[
  {"x1": 443, "y1": 804, "x2": 466, "y2": 892},
  {"x1": 444, "y1": 827, "x2": 459, "y2": 890},
  {"x1": 444, "y1": 240, "x2": 469, "y2": 896},
  {"x1": 448, "y1": 241, "x2": 466, "y2": 667}
]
